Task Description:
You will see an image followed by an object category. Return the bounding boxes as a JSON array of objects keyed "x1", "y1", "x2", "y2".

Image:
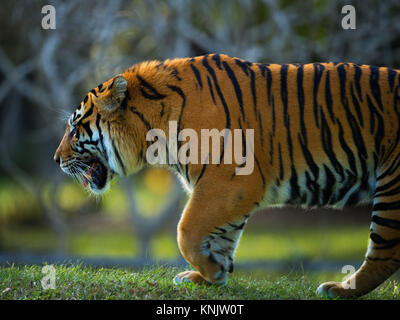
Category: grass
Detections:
[{"x1": 0, "y1": 264, "x2": 399, "y2": 300}]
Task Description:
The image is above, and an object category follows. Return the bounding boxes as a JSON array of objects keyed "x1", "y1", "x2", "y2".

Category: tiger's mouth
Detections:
[{"x1": 81, "y1": 159, "x2": 113, "y2": 193}]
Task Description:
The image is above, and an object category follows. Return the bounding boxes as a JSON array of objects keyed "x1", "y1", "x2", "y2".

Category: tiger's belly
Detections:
[{"x1": 261, "y1": 167, "x2": 375, "y2": 209}]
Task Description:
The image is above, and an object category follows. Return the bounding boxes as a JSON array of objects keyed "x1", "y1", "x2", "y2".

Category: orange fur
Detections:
[{"x1": 55, "y1": 54, "x2": 400, "y2": 298}]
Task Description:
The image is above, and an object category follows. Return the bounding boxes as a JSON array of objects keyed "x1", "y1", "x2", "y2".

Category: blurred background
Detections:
[{"x1": 0, "y1": 0, "x2": 399, "y2": 274}]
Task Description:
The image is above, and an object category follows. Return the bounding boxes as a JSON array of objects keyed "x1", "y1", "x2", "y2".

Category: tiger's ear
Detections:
[{"x1": 95, "y1": 75, "x2": 128, "y2": 112}]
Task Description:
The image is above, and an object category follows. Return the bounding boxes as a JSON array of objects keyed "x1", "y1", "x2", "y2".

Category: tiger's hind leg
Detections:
[
  {"x1": 317, "y1": 171, "x2": 400, "y2": 298},
  {"x1": 173, "y1": 180, "x2": 260, "y2": 286}
]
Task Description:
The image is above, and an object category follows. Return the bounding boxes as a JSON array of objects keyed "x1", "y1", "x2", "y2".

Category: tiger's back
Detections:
[{"x1": 181, "y1": 56, "x2": 399, "y2": 210}]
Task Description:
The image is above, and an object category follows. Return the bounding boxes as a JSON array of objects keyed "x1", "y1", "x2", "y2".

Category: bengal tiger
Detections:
[{"x1": 54, "y1": 53, "x2": 400, "y2": 298}]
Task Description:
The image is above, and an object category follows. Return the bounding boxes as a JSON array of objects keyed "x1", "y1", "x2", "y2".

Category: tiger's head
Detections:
[{"x1": 54, "y1": 74, "x2": 139, "y2": 194}]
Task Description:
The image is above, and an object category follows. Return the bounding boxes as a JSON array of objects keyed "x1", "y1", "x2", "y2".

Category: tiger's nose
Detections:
[{"x1": 54, "y1": 153, "x2": 61, "y2": 165}]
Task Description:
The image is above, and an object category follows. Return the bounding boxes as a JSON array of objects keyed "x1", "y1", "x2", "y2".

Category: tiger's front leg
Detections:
[
  {"x1": 174, "y1": 180, "x2": 260, "y2": 286},
  {"x1": 175, "y1": 215, "x2": 249, "y2": 285}
]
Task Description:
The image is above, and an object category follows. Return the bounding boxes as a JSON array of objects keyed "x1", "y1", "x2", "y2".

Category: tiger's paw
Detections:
[
  {"x1": 173, "y1": 271, "x2": 209, "y2": 286},
  {"x1": 317, "y1": 281, "x2": 354, "y2": 299},
  {"x1": 173, "y1": 271, "x2": 227, "y2": 286}
]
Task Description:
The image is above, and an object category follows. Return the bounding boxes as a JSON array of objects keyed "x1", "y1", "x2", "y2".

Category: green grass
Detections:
[
  {"x1": 0, "y1": 264, "x2": 399, "y2": 300},
  {"x1": 2, "y1": 225, "x2": 368, "y2": 261}
]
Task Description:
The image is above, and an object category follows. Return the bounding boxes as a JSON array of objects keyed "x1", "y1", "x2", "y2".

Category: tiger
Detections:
[{"x1": 54, "y1": 53, "x2": 400, "y2": 298}]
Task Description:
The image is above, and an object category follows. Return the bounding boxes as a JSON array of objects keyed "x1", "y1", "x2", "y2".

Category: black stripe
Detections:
[
  {"x1": 254, "y1": 156, "x2": 265, "y2": 187},
  {"x1": 377, "y1": 152, "x2": 400, "y2": 181},
  {"x1": 81, "y1": 121, "x2": 93, "y2": 138},
  {"x1": 167, "y1": 85, "x2": 186, "y2": 149},
  {"x1": 281, "y1": 64, "x2": 293, "y2": 162},
  {"x1": 257, "y1": 107, "x2": 264, "y2": 147},
  {"x1": 76, "y1": 102, "x2": 94, "y2": 125},
  {"x1": 353, "y1": 64, "x2": 363, "y2": 101},
  {"x1": 95, "y1": 114, "x2": 108, "y2": 162},
  {"x1": 222, "y1": 61, "x2": 245, "y2": 121},
  {"x1": 298, "y1": 133, "x2": 319, "y2": 180},
  {"x1": 228, "y1": 222, "x2": 246, "y2": 230},
  {"x1": 375, "y1": 184, "x2": 400, "y2": 198},
  {"x1": 337, "y1": 64, "x2": 349, "y2": 108},
  {"x1": 373, "y1": 200, "x2": 400, "y2": 211},
  {"x1": 170, "y1": 67, "x2": 182, "y2": 81},
  {"x1": 211, "y1": 228, "x2": 226, "y2": 235},
  {"x1": 97, "y1": 83, "x2": 105, "y2": 93},
  {"x1": 212, "y1": 54, "x2": 222, "y2": 70},
  {"x1": 190, "y1": 64, "x2": 203, "y2": 89},
  {"x1": 220, "y1": 235, "x2": 234, "y2": 242},
  {"x1": 369, "y1": 65, "x2": 384, "y2": 111},
  {"x1": 387, "y1": 68, "x2": 397, "y2": 92},
  {"x1": 195, "y1": 163, "x2": 207, "y2": 186},
  {"x1": 249, "y1": 67, "x2": 257, "y2": 121},
  {"x1": 206, "y1": 75, "x2": 216, "y2": 105},
  {"x1": 335, "y1": 169, "x2": 358, "y2": 203},
  {"x1": 320, "y1": 109, "x2": 345, "y2": 180},
  {"x1": 376, "y1": 175, "x2": 400, "y2": 193},
  {"x1": 289, "y1": 165, "x2": 301, "y2": 203},
  {"x1": 322, "y1": 164, "x2": 335, "y2": 205},
  {"x1": 297, "y1": 65, "x2": 307, "y2": 142},
  {"x1": 258, "y1": 64, "x2": 266, "y2": 77},
  {"x1": 269, "y1": 133, "x2": 274, "y2": 165},
  {"x1": 234, "y1": 59, "x2": 249, "y2": 76},
  {"x1": 366, "y1": 95, "x2": 385, "y2": 160},
  {"x1": 107, "y1": 79, "x2": 115, "y2": 90},
  {"x1": 336, "y1": 119, "x2": 357, "y2": 176},
  {"x1": 278, "y1": 143, "x2": 284, "y2": 180},
  {"x1": 367, "y1": 95, "x2": 377, "y2": 135},
  {"x1": 367, "y1": 256, "x2": 400, "y2": 262},
  {"x1": 129, "y1": 108, "x2": 152, "y2": 131},
  {"x1": 271, "y1": 96, "x2": 276, "y2": 136},
  {"x1": 155, "y1": 62, "x2": 164, "y2": 69},
  {"x1": 313, "y1": 63, "x2": 325, "y2": 128},
  {"x1": 185, "y1": 163, "x2": 190, "y2": 185},
  {"x1": 265, "y1": 66, "x2": 272, "y2": 105},
  {"x1": 350, "y1": 83, "x2": 364, "y2": 127},
  {"x1": 160, "y1": 102, "x2": 165, "y2": 117},
  {"x1": 108, "y1": 122, "x2": 126, "y2": 176},
  {"x1": 372, "y1": 215, "x2": 400, "y2": 230},
  {"x1": 168, "y1": 86, "x2": 187, "y2": 174},
  {"x1": 370, "y1": 232, "x2": 400, "y2": 250},
  {"x1": 137, "y1": 75, "x2": 166, "y2": 100},
  {"x1": 247, "y1": 65, "x2": 262, "y2": 146},
  {"x1": 305, "y1": 170, "x2": 319, "y2": 206},
  {"x1": 237, "y1": 118, "x2": 247, "y2": 169},
  {"x1": 72, "y1": 110, "x2": 79, "y2": 122}
]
